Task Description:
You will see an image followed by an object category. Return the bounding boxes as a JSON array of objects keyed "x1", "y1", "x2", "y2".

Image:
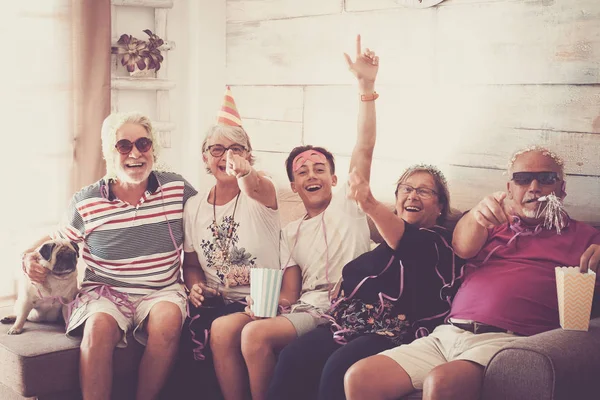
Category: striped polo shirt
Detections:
[{"x1": 52, "y1": 171, "x2": 197, "y2": 295}]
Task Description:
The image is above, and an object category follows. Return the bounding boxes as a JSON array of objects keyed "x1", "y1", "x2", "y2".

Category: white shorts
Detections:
[
  {"x1": 66, "y1": 282, "x2": 187, "y2": 348},
  {"x1": 379, "y1": 324, "x2": 521, "y2": 389}
]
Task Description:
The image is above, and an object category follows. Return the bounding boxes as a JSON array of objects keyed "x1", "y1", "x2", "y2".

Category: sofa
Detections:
[
  {"x1": 1, "y1": 304, "x2": 598, "y2": 400},
  {"x1": 1, "y1": 194, "x2": 598, "y2": 399},
  {"x1": 0, "y1": 304, "x2": 142, "y2": 399}
]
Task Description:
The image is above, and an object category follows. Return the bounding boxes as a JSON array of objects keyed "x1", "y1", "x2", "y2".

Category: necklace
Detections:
[{"x1": 210, "y1": 185, "x2": 241, "y2": 275}]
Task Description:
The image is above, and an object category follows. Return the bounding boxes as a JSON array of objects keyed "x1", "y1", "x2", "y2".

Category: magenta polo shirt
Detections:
[{"x1": 449, "y1": 220, "x2": 600, "y2": 336}]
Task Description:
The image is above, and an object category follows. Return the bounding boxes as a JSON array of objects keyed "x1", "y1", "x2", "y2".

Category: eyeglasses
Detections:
[
  {"x1": 512, "y1": 171, "x2": 560, "y2": 186},
  {"x1": 115, "y1": 137, "x2": 153, "y2": 155},
  {"x1": 206, "y1": 144, "x2": 247, "y2": 157},
  {"x1": 396, "y1": 184, "x2": 438, "y2": 199}
]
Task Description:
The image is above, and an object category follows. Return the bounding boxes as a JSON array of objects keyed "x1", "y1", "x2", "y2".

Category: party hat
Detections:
[{"x1": 217, "y1": 86, "x2": 243, "y2": 127}]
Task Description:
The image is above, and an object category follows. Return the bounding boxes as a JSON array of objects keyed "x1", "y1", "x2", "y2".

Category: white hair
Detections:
[
  {"x1": 507, "y1": 145, "x2": 565, "y2": 180},
  {"x1": 101, "y1": 112, "x2": 162, "y2": 180}
]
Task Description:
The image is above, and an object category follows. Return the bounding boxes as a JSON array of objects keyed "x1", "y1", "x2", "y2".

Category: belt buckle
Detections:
[{"x1": 472, "y1": 322, "x2": 483, "y2": 334}]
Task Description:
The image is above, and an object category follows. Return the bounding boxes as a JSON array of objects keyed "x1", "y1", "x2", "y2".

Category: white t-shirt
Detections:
[
  {"x1": 280, "y1": 182, "x2": 370, "y2": 310},
  {"x1": 183, "y1": 189, "x2": 280, "y2": 302}
]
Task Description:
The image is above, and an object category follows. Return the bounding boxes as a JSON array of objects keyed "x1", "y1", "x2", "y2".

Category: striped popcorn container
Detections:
[
  {"x1": 555, "y1": 267, "x2": 597, "y2": 331},
  {"x1": 250, "y1": 268, "x2": 283, "y2": 318}
]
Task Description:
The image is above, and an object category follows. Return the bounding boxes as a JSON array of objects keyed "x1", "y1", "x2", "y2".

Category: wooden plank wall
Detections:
[{"x1": 225, "y1": 0, "x2": 600, "y2": 226}]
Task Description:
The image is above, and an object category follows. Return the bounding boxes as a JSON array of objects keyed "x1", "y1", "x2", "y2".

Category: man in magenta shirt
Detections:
[{"x1": 343, "y1": 146, "x2": 600, "y2": 400}]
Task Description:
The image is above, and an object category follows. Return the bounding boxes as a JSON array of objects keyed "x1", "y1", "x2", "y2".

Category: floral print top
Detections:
[
  {"x1": 327, "y1": 223, "x2": 463, "y2": 345},
  {"x1": 201, "y1": 215, "x2": 256, "y2": 287}
]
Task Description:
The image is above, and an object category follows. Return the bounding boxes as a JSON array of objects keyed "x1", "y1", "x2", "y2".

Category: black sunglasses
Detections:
[
  {"x1": 115, "y1": 137, "x2": 153, "y2": 155},
  {"x1": 512, "y1": 171, "x2": 560, "y2": 186},
  {"x1": 206, "y1": 144, "x2": 247, "y2": 157}
]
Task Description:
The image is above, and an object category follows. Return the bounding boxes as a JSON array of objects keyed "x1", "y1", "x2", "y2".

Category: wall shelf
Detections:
[
  {"x1": 111, "y1": 0, "x2": 173, "y2": 8},
  {"x1": 111, "y1": 38, "x2": 176, "y2": 52},
  {"x1": 111, "y1": 0, "x2": 174, "y2": 148},
  {"x1": 111, "y1": 77, "x2": 175, "y2": 91}
]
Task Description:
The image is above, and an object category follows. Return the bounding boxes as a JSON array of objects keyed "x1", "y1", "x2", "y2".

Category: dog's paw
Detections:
[
  {"x1": 7, "y1": 326, "x2": 23, "y2": 335},
  {"x1": 0, "y1": 316, "x2": 16, "y2": 325}
]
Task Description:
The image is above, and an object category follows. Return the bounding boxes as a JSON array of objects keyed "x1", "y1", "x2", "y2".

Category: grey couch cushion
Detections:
[
  {"x1": 0, "y1": 305, "x2": 143, "y2": 397},
  {"x1": 482, "y1": 317, "x2": 600, "y2": 400}
]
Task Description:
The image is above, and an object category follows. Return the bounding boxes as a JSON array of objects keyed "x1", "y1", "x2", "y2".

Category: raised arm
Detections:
[
  {"x1": 226, "y1": 149, "x2": 278, "y2": 209},
  {"x1": 348, "y1": 168, "x2": 405, "y2": 249},
  {"x1": 453, "y1": 192, "x2": 509, "y2": 259},
  {"x1": 345, "y1": 34, "x2": 379, "y2": 184}
]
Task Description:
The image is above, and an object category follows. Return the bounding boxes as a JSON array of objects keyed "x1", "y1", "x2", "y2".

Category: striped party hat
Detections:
[{"x1": 217, "y1": 86, "x2": 243, "y2": 127}]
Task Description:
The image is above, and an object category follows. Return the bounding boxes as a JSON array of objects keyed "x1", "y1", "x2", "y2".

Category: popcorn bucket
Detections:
[
  {"x1": 250, "y1": 268, "x2": 283, "y2": 318},
  {"x1": 555, "y1": 267, "x2": 597, "y2": 331}
]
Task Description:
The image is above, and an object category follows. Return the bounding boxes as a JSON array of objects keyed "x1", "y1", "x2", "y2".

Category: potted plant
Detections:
[{"x1": 112, "y1": 29, "x2": 165, "y2": 77}]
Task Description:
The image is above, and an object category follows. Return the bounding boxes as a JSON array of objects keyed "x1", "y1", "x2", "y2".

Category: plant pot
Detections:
[{"x1": 129, "y1": 65, "x2": 155, "y2": 78}]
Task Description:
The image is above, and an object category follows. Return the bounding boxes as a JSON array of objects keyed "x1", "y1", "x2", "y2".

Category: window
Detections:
[{"x1": 2, "y1": 1, "x2": 73, "y2": 297}]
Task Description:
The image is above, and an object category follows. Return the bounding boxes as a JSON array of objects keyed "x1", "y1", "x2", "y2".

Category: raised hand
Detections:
[
  {"x1": 226, "y1": 149, "x2": 252, "y2": 178},
  {"x1": 472, "y1": 192, "x2": 513, "y2": 229},
  {"x1": 343, "y1": 34, "x2": 379, "y2": 84},
  {"x1": 348, "y1": 167, "x2": 376, "y2": 213}
]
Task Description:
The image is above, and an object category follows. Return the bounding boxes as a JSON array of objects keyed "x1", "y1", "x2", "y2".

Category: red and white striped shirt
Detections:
[{"x1": 52, "y1": 172, "x2": 197, "y2": 295}]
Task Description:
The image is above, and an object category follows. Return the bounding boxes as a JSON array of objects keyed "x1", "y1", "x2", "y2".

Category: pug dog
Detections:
[{"x1": 1, "y1": 239, "x2": 79, "y2": 334}]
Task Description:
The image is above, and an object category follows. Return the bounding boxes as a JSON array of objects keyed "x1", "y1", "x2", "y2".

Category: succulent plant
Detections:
[{"x1": 112, "y1": 29, "x2": 164, "y2": 73}]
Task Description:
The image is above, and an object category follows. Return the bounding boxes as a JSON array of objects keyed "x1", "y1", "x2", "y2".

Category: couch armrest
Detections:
[{"x1": 481, "y1": 318, "x2": 600, "y2": 400}]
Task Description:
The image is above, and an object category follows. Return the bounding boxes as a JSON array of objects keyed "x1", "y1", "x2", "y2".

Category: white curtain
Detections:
[{"x1": 1, "y1": 0, "x2": 109, "y2": 298}]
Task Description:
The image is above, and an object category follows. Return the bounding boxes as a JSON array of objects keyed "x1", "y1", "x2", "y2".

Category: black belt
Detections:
[{"x1": 449, "y1": 321, "x2": 521, "y2": 336}]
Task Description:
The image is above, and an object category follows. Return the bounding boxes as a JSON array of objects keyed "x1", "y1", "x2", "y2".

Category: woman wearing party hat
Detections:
[{"x1": 174, "y1": 86, "x2": 280, "y2": 397}]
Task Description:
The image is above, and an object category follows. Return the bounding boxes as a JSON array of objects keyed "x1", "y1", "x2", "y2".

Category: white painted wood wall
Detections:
[
  {"x1": 224, "y1": 0, "x2": 600, "y2": 226},
  {"x1": 110, "y1": 0, "x2": 178, "y2": 167}
]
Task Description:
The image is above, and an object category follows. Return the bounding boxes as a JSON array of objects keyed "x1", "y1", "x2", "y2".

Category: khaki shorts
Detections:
[
  {"x1": 280, "y1": 303, "x2": 327, "y2": 337},
  {"x1": 379, "y1": 324, "x2": 521, "y2": 389},
  {"x1": 66, "y1": 282, "x2": 187, "y2": 348}
]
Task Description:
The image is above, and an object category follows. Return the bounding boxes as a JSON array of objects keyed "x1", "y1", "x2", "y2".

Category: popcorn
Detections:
[
  {"x1": 555, "y1": 267, "x2": 596, "y2": 331},
  {"x1": 250, "y1": 268, "x2": 283, "y2": 318}
]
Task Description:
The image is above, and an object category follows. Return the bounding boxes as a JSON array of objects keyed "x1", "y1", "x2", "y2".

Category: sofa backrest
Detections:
[{"x1": 278, "y1": 189, "x2": 463, "y2": 244}]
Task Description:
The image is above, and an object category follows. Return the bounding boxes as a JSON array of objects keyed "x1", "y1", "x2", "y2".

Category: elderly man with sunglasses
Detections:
[
  {"x1": 21, "y1": 112, "x2": 197, "y2": 400},
  {"x1": 344, "y1": 146, "x2": 600, "y2": 400}
]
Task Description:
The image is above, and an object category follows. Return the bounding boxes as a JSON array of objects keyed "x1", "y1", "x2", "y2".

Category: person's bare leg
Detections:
[
  {"x1": 344, "y1": 355, "x2": 415, "y2": 400},
  {"x1": 211, "y1": 313, "x2": 253, "y2": 400},
  {"x1": 422, "y1": 360, "x2": 484, "y2": 400},
  {"x1": 79, "y1": 312, "x2": 122, "y2": 400},
  {"x1": 240, "y1": 317, "x2": 298, "y2": 400},
  {"x1": 136, "y1": 301, "x2": 183, "y2": 400}
]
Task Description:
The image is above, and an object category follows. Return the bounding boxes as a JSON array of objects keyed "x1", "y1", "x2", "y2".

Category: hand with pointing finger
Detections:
[
  {"x1": 344, "y1": 34, "x2": 379, "y2": 85},
  {"x1": 472, "y1": 192, "x2": 514, "y2": 230},
  {"x1": 226, "y1": 149, "x2": 252, "y2": 179}
]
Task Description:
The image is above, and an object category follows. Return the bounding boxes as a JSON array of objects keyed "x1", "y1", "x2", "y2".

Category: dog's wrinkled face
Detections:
[{"x1": 37, "y1": 239, "x2": 79, "y2": 276}]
